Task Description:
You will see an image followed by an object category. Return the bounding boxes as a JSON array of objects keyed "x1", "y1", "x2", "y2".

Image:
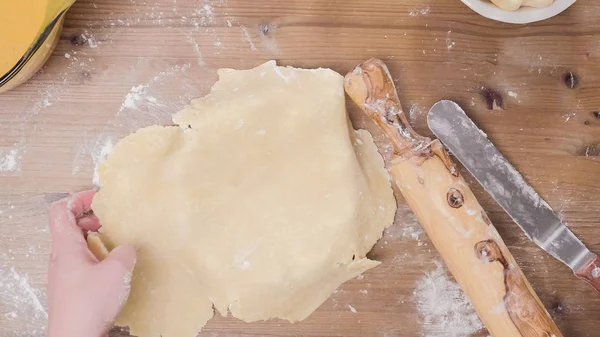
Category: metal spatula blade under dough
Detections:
[{"x1": 427, "y1": 100, "x2": 594, "y2": 273}]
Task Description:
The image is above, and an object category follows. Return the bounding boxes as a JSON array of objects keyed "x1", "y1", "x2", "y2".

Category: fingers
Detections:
[
  {"x1": 48, "y1": 190, "x2": 98, "y2": 262},
  {"x1": 70, "y1": 190, "x2": 101, "y2": 231},
  {"x1": 66, "y1": 190, "x2": 96, "y2": 217},
  {"x1": 67, "y1": 190, "x2": 101, "y2": 231},
  {"x1": 78, "y1": 214, "x2": 101, "y2": 232}
]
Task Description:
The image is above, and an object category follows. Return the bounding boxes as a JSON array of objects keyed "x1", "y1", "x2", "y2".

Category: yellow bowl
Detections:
[{"x1": 0, "y1": 1, "x2": 74, "y2": 94}]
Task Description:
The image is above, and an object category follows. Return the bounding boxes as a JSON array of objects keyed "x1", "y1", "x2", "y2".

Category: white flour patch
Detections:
[
  {"x1": 92, "y1": 136, "x2": 114, "y2": 186},
  {"x1": 403, "y1": 225, "x2": 424, "y2": 242},
  {"x1": 562, "y1": 112, "x2": 577, "y2": 122},
  {"x1": 26, "y1": 36, "x2": 98, "y2": 116},
  {"x1": 414, "y1": 262, "x2": 483, "y2": 337},
  {"x1": 195, "y1": 4, "x2": 215, "y2": 25},
  {"x1": 258, "y1": 23, "x2": 280, "y2": 55},
  {"x1": 384, "y1": 217, "x2": 423, "y2": 242},
  {"x1": 409, "y1": 6, "x2": 430, "y2": 17},
  {"x1": 409, "y1": 103, "x2": 423, "y2": 125},
  {"x1": 446, "y1": 31, "x2": 455, "y2": 50},
  {"x1": 0, "y1": 266, "x2": 48, "y2": 336},
  {"x1": 117, "y1": 84, "x2": 160, "y2": 115},
  {"x1": 120, "y1": 85, "x2": 147, "y2": 112},
  {"x1": 508, "y1": 91, "x2": 518, "y2": 98},
  {"x1": 93, "y1": 0, "x2": 223, "y2": 29},
  {"x1": 0, "y1": 147, "x2": 23, "y2": 172},
  {"x1": 259, "y1": 34, "x2": 279, "y2": 54},
  {"x1": 112, "y1": 271, "x2": 133, "y2": 319},
  {"x1": 116, "y1": 63, "x2": 190, "y2": 115},
  {"x1": 348, "y1": 304, "x2": 357, "y2": 313}
]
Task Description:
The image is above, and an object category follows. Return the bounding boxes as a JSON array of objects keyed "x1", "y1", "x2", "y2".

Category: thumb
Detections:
[
  {"x1": 99, "y1": 244, "x2": 137, "y2": 273},
  {"x1": 89, "y1": 245, "x2": 137, "y2": 330}
]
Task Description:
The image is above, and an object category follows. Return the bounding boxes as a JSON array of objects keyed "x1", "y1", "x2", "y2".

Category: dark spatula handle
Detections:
[{"x1": 575, "y1": 253, "x2": 600, "y2": 293}]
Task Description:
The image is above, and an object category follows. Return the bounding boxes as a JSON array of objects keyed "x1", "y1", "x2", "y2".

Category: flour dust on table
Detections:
[
  {"x1": 414, "y1": 261, "x2": 484, "y2": 337},
  {"x1": 91, "y1": 61, "x2": 397, "y2": 337},
  {"x1": 0, "y1": 266, "x2": 47, "y2": 336}
]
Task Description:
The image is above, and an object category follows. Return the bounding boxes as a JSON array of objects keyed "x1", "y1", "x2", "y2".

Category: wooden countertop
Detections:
[{"x1": 1, "y1": 0, "x2": 599, "y2": 336}]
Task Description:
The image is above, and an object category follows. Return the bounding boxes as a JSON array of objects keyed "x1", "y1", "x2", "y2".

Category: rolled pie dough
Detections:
[{"x1": 91, "y1": 61, "x2": 397, "y2": 337}]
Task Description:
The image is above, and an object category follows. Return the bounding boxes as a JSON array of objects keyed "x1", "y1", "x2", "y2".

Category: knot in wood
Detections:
[
  {"x1": 480, "y1": 87, "x2": 504, "y2": 110},
  {"x1": 70, "y1": 34, "x2": 88, "y2": 46},
  {"x1": 474, "y1": 240, "x2": 508, "y2": 268},
  {"x1": 478, "y1": 246, "x2": 490, "y2": 259},
  {"x1": 562, "y1": 71, "x2": 579, "y2": 89},
  {"x1": 446, "y1": 188, "x2": 464, "y2": 208},
  {"x1": 475, "y1": 240, "x2": 497, "y2": 263}
]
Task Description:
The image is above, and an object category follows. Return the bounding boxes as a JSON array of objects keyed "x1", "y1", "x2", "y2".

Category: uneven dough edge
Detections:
[{"x1": 92, "y1": 61, "x2": 397, "y2": 337}]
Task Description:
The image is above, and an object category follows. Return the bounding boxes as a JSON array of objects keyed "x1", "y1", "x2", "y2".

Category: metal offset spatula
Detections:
[{"x1": 427, "y1": 100, "x2": 600, "y2": 293}]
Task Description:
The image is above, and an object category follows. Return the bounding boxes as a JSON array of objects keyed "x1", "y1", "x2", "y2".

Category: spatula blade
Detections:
[{"x1": 427, "y1": 100, "x2": 594, "y2": 273}]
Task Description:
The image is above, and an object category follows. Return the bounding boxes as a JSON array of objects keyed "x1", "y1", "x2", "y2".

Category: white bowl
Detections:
[{"x1": 461, "y1": 0, "x2": 576, "y2": 24}]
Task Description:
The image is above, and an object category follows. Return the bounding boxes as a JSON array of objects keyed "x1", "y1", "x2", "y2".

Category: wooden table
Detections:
[{"x1": 1, "y1": 0, "x2": 599, "y2": 336}]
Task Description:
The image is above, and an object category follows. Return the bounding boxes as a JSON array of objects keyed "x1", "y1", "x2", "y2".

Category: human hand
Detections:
[{"x1": 47, "y1": 190, "x2": 136, "y2": 337}]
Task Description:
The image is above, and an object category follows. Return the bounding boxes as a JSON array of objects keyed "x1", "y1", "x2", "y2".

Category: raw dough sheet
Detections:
[{"x1": 91, "y1": 61, "x2": 397, "y2": 337}]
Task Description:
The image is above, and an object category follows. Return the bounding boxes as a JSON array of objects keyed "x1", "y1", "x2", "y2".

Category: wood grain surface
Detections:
[{"x1": 0, "y1": 0, "x2": 599, "y2": 336}]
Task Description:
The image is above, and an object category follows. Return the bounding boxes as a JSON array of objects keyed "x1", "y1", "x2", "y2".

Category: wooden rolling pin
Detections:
[{"x1": 344, "y1": 59, "x2": 561, "y2": 337}]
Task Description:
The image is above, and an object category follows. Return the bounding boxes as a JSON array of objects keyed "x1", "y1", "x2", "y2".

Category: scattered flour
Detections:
[
  {"x1": 184, "y1": 34, "x2": 206, "y2": 66},
  {"x1": 0, "y1": 148, "x2": 22, "y2": 172},
  {"x1": 562, "y1": 112, "x2": 577, "y2": 122},
  {"x1": 409, "y1": 7, "x2": 430, "y2": 16},
  {"x1": 87, "y1": 37, "x2": 98, "y2": 48},
  {"x1": 257, "y1": 22, "x2": 280, "y2": 55},
  {"x1": 240, "y1": 25, "x2": 258, "y2": 52},
  {"x1": 348, "y1": 304, "x2": 357, "y2": 313},
  {"x1": 507, "y1": 91, "x2": 518, "y2": 98},
  {"x1": 116, "y1": 63, "x2": 190, "y2": 115},
  {"x1": 414, "y1": 262, "x2": 484, "y2": 337},
  {"x1": 0, "y1": 266, "x2": 47, "y2": 336},
  {"x1": 92, "y1": 136, "x2": 114, "y2": 186},
  {"x1": 409, "y1": 103, "x2": 423, "y2": 125},
  {"x1": 446, "y1": 31, "x2": 455, "y2": 50},
  {"x1": 384, "y1": 219, "x2": 423, "y2": 242},
  {"x1": 199, "y1": 2, "x2": 215, "y2": 24},
  {"x1": 1, "y1": 2, "x2": 230, "y2": 334},
  {"x1": 120, "y1": 85, "x2": 147, "y2": 112},
  {"x1": 113, "y1": 271, "x2": 133, "y2": 319},
  {"x1": 73, "y1": 61, "x2": 199, "y2": 181}
]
